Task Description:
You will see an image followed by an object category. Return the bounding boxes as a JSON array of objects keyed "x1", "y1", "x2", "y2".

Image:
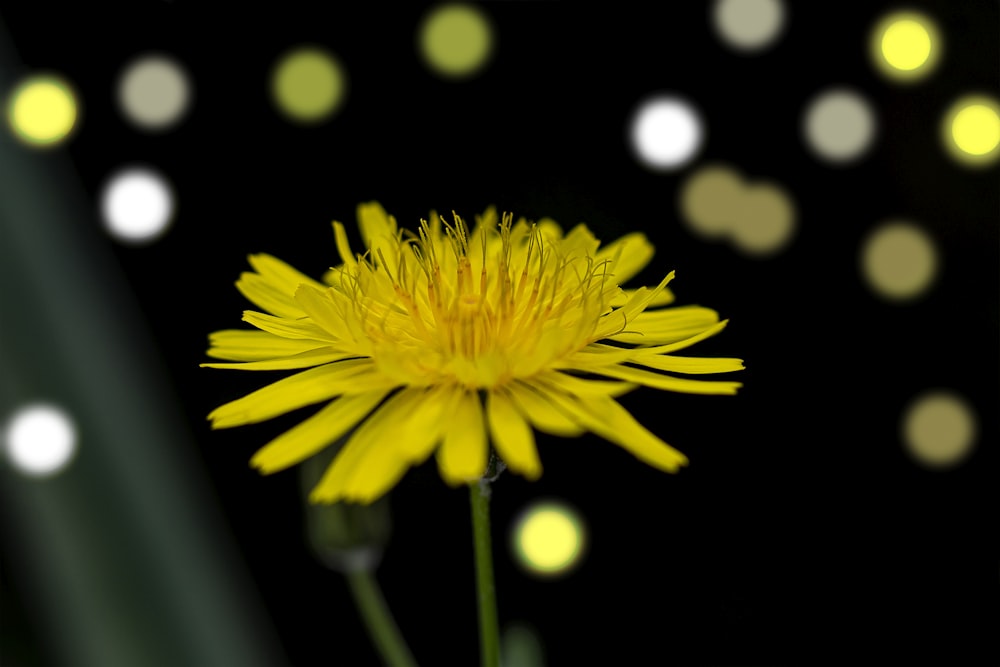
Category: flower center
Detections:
[{"x1": 347, "y1": 212, "x2": 618, "y2": 389}]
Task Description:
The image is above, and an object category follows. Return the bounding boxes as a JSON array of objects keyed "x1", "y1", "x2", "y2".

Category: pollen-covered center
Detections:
[{"x1": 328, "y1": 210, "x2": 623, "y2": 389}]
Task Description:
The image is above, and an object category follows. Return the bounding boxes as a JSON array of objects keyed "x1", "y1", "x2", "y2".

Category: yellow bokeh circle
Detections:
[
  {"x1": 511, "y1": 501, "x2": 586, "y2": 577},
  {"x1": 6, "y1": 75, "x2": 79, "y2": 147},
  {"x1": 270, "y1": 47, "x2": 347, "y2": 124},
  {"x1": 419, "y1": 3, "x2": 494, "y2": 79},
  {"x1": 869, "y1": 11, "x2": 941, "y2": 83},
  {"x1": 883, "y1": 20, "x2": 931, "y2": 70},
  {"x1": 940, "y1": 95, "x2": 1000, "y2": 167}
]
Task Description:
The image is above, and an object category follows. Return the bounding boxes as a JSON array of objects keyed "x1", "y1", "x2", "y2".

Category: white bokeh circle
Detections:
[
  {"x1": 100, "y1": 167, "x2": 175, "y2": 244},
  {"x1": 629, "y1": 95, "x2": 704, "y2": 170},
  {"x1": 3, "y1": 403, "x2": 78, "y2": 478}
]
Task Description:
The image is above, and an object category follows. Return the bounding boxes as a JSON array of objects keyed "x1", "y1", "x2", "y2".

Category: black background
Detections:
[{"x1": 2, "y1": 2, "x2": 998, "y2": 665}]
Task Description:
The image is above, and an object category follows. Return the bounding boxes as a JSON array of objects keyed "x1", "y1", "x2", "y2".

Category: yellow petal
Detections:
[
  {"x1": 620, "y1": 271, "x2": 675, "y2": 320},
  {"x1": 593, "y1": 271, "x2": 675, "y2": 339},
  {"x1": 392, "y1": 385, "x2": 456, "y2": 458},
  {"x1": 633, "y1": 305, "x2": 720, "y2": 328},
  {"x1": 560, "y1": 224, "x2": 600, "y2": 259},
  {"x1": 242, "y1": 310, "x2": 338, "y2": 343},
  {"x1": 357, "y1": 202, "x2": 399, "y2": 271},
  {"x1": 247, "y1": 253, "x2": 324, "y2": 294},
  {"x1": 538, "y1": 370, "x2": 637, "y2": 398},
  {"x1": 594, "y1": 231, "x2": 655, "y2": 286},
  {"x1": 343, "y1": 386, "x2": 455, "y2": 502},
  {"x1": 309, "y1": 390, "x2": 411, "y2": 502},
  {"x1": 610, "y1": 287, "x2": 675, "y2": 308},
  {"x1": 608, "y1": 319, "x2": 731, "y2": 351},
  {"x1": 584, "y1": 363, "x2": 742, "y2": 395},
  {"x1": 250, "y1": 389, "x2": 390, "y2": 473},
  {"x1": 200, "y1": 348, "x2": 355, "y2": 370},
  {"x1": 205, "y1": 330, "x2": 329, "y2": 361},
  {"x1": 332, "y1": 220, "x2": 357, "y2": 270},
  {"x1": 236, "y1": 272, "x2": 306, "y2": 318},
  {"x1": 607, "y1": 305, "x2": 720, "y2": 345},
  {"x1": 207, "y1": 359, "x2": 393, "y2": 428},
  {"x1": 568, "y1": 323, "x2": 734, "y2": 369},
  {"x1": 506, "y1": 381, "x2": 585, "y2": 437},
  {"x1": 536, "y1": 218, "x2": 565, "y2": 243},
  {"x1": 437, "y1": 390, "x2": 488, "y2": 485},
  {"x1": 321, "y1": 267, "x2": 341, "y2": 286},
  {"x1": 532, "y1": 381, "x2": 688, "y2": 472},
  {"x1": 310, "y1": 387, "x2": 451, "y2": 503},
  {"x1": 293, "y1": 284, "x2": 359, "y2": 341},
  {"x1": 632, "y1": 354, "x2": 745, "y2": 375},
  {"x1": 487, "y1": 389, "x2": 541, "y2": 480}
]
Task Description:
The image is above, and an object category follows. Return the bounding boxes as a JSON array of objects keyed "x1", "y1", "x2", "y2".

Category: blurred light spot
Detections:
[
  {"x1": 870, "y1": 11, "x2": 941, "y2": 82},
  {"x1": 271, "y1": 47, "x2": 346, "y2": 124},
  {"x1": 3, "y1": 404, "x2": 77, "y2": 478},
  {"x1": 501, "y1": 622, "x2": 545, "y2": 667},
  {"x1": 101, "y1": 167, "x2": 175, "y2": 244},
  {"x1": 512, "y1": 501, "x2": 586, "y2": 577},
  {"x1": 883, "y1": 20, "x2": 931, "y2": 69},
  {"x1": 6, "y1": 75, "x2": 78, "y2": 147},
  {"x1": 680, "y1": 166, "x2": 744, "y2": 238},
  {"x1": 952, "y1": 105, "x2": 1000, "y2": 154},
  {"x1": 680, "y1": 163, "x2": 795, "y2": 257},
  {"x1": 117, "y1": 54, "x2": 192, "y2": 131},
  {"x1": 712, "y1": 0, "x2": 785, "y2": 53},
  {"x1": 729, "y1": 184, "x2": 795, "y2": 256},
  {"x1": 419, "y1": 3, "x2": 494, "y2": 79},
  {"x1": 902, "y1": 391, "x2": 977, "y2": 469},
  {"x1": 941, "y1": 95, "x2": 1000, "y2": 167},
  {"x1": 803, "y1": 88, "x2": 877, "y2": 164},
  {"x1": 629, "y1": 95, "x2": 703, "y2": 170},
  {"x1": 860, "y1": 221, "x2": 937, "y2": 301}
]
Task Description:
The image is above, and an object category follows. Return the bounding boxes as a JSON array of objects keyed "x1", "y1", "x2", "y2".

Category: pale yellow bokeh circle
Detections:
[
  {"x1": 902, "y1": 391, "x2": 977, "y2": 469},
  {"x1": 860, "y1": 221, "x2": 938, "y2": 301},
  {"x1": 118, "y1": 54, "x2": 192, "y2": 131},
  {"x1": 870, "y1": 11, "x2": 941, "y2": 83},
  {"x1": 271, "y1": 47, "x2": 347, "y2": 123},
  {"x1": 679, "y1": 163, "x2": 796, "y2": 257},
  {"x1": 713, "y1": 0, "x2": 786, "y2": 53},
  {"x1": 729, "y1": 184, "x2": 796, "y2": 256},
  {"x1": 419, "y1": 3, "x2": 494, "y2": 79},
  {"x1": 679, "y1": 165, "x2": 744, "y2": 238},
  {"x1": 802, "y1": 88, "x2": 877, "y2": 164},
  {"x1": 6, "y1": 76, "x2": 78, "y2": 147},
  {"x1": 512, "y1": 502, "x2": 586, "y2": 577}
]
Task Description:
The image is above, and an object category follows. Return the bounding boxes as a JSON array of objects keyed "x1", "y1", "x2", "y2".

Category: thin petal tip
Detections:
[
  {"x1": 308, "y1": 488, "x2": 337, "y2": 504},
  {"x1": 521, "y1": 466, "x2": 543, "y2": 482},
  {"x1": 249, "y1": 453, "x2": 278, "y2": 475}
]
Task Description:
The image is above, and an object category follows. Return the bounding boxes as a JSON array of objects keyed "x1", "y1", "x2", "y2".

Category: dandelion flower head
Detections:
[{"x1": 203, "y1": 202, "x2": 744, "y2": 503}]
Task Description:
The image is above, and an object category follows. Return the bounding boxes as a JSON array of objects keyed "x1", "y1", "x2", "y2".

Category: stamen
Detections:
[
  {"x1": 479, "y1": 224, "x2": 488, "y2": 298},
  {"x1": 376, "y1": 248, "x2": 395, "y2": 284}
]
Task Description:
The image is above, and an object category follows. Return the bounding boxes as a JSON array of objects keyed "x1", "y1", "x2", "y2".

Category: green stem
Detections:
[
  {"x1": 345, "y1": 569, "x2": 419, "y2": 667},
  {"x1": 470, "y1": 476, "x2": 501, "y2": 667}
]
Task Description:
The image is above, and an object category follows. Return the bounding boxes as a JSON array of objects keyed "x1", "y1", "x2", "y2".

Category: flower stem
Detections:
[
  {"x1": 345, "y1": 569, "x2": 419, "y2": 667},
  {"x1": 470, "y1": 474, "x2": 501, "y2": 667}
]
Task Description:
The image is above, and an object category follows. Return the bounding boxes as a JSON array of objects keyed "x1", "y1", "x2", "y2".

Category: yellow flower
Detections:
[{"x1": 203, "y1": 202, "x2": 744, "y2": 503}]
